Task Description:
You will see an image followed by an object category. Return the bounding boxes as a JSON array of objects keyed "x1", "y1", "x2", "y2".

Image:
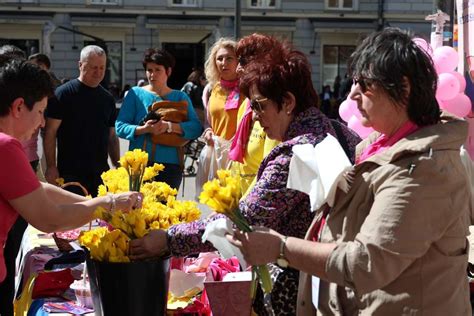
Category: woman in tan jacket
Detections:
[{"x1": 229, "y1": 28, "x2": 472, "y2": 315}]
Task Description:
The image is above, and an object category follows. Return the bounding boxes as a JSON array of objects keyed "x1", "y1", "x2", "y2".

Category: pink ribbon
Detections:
[
  {"x1": 220, "y1": 79, "x2": 240, "y2": 111},
  {"x1": 229, "y1": 100, "x2": 253, "y2": 163}
]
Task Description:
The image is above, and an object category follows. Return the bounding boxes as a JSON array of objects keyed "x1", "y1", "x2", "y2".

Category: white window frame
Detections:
[
  {"x1": 325, "y1": 0, "x2": 358, "y2": 11},
  {"x1": 87, "y1": 0, "x2": 121, "y2": 5},
  {"x1": 247, "y1": 0, "x2": 280, "y2": 10},
  {"x1": 168, "y1": 0, "x2": 200, "y2": 8}
]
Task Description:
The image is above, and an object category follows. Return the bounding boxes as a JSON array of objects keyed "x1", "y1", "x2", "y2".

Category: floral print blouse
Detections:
[{"x1": 167, "y1": 106, "x2": 361, "y2": 256}]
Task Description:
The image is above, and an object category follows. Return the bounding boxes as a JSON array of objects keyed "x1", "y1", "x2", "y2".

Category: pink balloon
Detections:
[
  {"x1": 338, "y1": 99, "x2": 360, "y2": 122},
  {"x1": 433, "y1": 46, "x2": 459, "y2": 73},
  {"x1": 441, "y1": 93, "x2": 472, "y2": 118},
  {"x1": 338, "y1": 100, "x2": 352, "y2": 122},
  {"x1": 448, "y1": 71, "x2": 466, "y2": 93},
  {"x1": 436, "y1": 72, "x2": 460, "y2": 101},
  {"x1": 413, "y1": 37, "x2": 433, "y2": 56},
  {"x1": 347, "y1": 115, "x2": 374, "y2": 139}
]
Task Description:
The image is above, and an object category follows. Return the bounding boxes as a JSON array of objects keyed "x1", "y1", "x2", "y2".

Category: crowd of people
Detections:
[{"x1": 0, "y1": 27, "x2": 473, "y2": 316}]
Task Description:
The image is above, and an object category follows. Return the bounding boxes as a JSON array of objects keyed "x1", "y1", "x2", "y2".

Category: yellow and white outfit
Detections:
[{"x1": 231, "y1": 100, "x2": 280, "y2": 196}]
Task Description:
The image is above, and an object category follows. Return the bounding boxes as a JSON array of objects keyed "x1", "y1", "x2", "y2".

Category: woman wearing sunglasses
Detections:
[
  {"x1": 229, "y1": 28, "x2": 471, "y2": 315},
  {"x1": 129, "y1": 40, "x2": 360, "y2": 315},
  {"x1": 227, "y1": 34, "x2": 283, "y2": 196}
]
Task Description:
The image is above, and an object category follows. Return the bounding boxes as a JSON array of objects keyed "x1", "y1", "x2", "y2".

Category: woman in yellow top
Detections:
[
  {"x1": 202, "y1": 38, "x2": 243, "y2": 146},
  {"x1": 228, "y1": 34, "x2": 285, "y2": 195}
]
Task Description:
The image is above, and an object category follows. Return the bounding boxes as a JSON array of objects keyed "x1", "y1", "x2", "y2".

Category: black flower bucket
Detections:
[{"x1": 87, "y1": 257, "x2": 170, "y2": 316}]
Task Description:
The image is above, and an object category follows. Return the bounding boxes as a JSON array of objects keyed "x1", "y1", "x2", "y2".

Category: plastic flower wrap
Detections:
[
  {"x1": 199, "y1": 169, "x2": 272, "y2": 295},
  {"x1": 80, "y1": 149, "x2": 200, "y2": 262}
]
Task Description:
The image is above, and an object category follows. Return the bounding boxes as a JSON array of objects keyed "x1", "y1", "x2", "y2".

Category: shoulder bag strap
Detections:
[{"x1": 330, "y1": 119, "x2": 351, "y2": 163}]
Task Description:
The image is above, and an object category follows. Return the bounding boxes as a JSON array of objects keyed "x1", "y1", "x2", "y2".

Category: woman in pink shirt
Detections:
[{"x1": 0, "y1": 60, "x2": 142, "y2": 306}]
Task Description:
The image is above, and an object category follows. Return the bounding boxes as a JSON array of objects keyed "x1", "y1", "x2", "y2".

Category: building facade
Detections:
[{"x1": 0, "y1": 0, "x2": 435, "y2": 95}]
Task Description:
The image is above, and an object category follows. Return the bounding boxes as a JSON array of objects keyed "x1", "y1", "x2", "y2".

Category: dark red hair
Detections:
[
  {"x1": 236, "y1": 33, "x2": 288, "y2": 65},
  {"x1": 240, "y1": 49, "x2": 319, "y2": 114}
]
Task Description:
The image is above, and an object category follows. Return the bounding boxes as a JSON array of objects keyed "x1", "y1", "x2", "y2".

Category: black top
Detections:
[{"x1": 46, "y1": 79, "x2": 116, "y2": 175}]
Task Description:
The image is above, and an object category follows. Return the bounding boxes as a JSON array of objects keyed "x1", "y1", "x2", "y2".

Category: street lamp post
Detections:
[
  {"x1": 434, "y1": 0, "x2": 454, "y2": 46},
  {"x1": 235, "y1": 0, "x2": 241, "y2": 40}
]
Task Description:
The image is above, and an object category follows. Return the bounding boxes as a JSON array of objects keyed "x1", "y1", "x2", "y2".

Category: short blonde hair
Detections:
[{"x1": 204, "y1": 38, "x2": 237, "y2": 88}]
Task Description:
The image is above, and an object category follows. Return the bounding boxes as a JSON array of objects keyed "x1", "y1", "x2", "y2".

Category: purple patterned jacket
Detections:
[{"x1": 167, "y1": 107, "x2": 361, "y2": 256}]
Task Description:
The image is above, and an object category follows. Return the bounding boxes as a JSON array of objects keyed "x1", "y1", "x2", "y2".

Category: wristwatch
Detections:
[
  {"x1": 166, "y1": 121, "x2": 173, "y2": 133},
  {"x1": 276, "y1": 235, "x2": 289, "y2": 268}
]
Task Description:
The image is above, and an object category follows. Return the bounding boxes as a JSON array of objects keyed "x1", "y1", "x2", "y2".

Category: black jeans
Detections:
[{"x1": 152, "y1": 163, "x2": 183, "y2": 190}]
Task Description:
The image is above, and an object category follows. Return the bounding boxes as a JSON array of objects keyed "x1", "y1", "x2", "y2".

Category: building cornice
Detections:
[{"x1": 0, "y1": 5, "x2": 426, "y2": 21}]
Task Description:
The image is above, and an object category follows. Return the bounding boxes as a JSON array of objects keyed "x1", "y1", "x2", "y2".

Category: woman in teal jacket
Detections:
[{"x1": 116, "y1": 48, "x2": 202, "y2": 189}]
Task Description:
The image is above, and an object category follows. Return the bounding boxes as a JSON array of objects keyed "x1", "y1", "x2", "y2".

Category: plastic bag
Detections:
[
  {"x1": 195, "y1": 136, "x2": 231, "y2": 200},
  {"x1": 31, "y1": 268, "x2": 74, "y2": 299}
]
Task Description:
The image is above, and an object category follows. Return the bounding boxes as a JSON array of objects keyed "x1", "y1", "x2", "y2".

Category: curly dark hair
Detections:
[
  {"x1": 142, "y1": 48, "x2": 176, "y2": 70},
  {"x1": 0, "y1": 44, "x2": 26, "y2": 66},
  {"x1": 0, "y1": 59, "x2": 54, "y2": 117},
  {"x1": 348, "y1": 27, "x2": 440, "y2": 126}
]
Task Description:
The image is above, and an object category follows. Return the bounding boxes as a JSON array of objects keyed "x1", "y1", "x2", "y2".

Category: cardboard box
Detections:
[{"x1": 204, "y1": 272, "x2": 252, "y2": 316}]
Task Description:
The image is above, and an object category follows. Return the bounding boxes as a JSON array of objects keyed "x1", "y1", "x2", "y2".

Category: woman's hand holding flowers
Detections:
[
  {"x1": 228, "y1": 227, "x2": 282, "y2": 266},
  {"x1": 129, "y1": 229, "x2": 169, "y2": 260},
  {"x1": 111, "y1": 192, "x2": 144, "y2": 212}
]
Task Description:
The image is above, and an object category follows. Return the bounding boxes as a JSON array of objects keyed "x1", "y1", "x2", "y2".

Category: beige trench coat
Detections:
[{"x1": 297, "y1": 114, "x2": 472, "y2": 316}]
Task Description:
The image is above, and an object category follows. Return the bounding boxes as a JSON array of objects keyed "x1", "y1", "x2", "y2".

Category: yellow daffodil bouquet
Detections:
[
  {"x1": 79, "y1": 149, "x2": 201, "y2": 263},
  {"x1": 199, "y1": 170, "x2": 272, "y2": 295}
]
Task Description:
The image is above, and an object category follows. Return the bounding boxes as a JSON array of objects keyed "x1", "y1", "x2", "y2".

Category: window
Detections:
[
  {"x1": 163, "y1": 42, "x2": 205, "y2": 89},
  {"x1": 87, "y1": 0, "x2": 120, "y2": 5},
  {"x1": 169, "y1": 0, "x2": 199, "y2": 7},
  {"x1": 322, "y1": 45, "x2": 355, "y2": 97},
  {"x1": 0, "y1": 39, "x2": 39, "y2": 57},
  {"x1": 326, "y1": 0, "x2": 358, "y2": 10},
  {"x1": 248, "y1": 0, "x2": 278, "y2": 9}
]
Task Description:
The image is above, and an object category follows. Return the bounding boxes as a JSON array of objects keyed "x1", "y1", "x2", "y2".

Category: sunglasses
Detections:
[
  {"x1": 250, "y1": 97, "x2": 268, "y2": 113},
  {"x1": 353, "y1": 77, "x2": 374, "y2": 93},
  {"x1": 238, "y1": 56, "x2": 248, "y2": 66}
]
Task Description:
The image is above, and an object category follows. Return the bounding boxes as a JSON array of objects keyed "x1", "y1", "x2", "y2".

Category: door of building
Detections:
[{"x1": 163, "y1": 42, "x2": 205, "y2": 90}]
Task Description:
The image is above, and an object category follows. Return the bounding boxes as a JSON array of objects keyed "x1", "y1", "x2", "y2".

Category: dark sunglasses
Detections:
[
  {"x1": 352, "y1": 77, "x2": 367, "y2": 92},
  {"x1": 353, "y1": 77, "x2": 374, "y2": 93},
  {"x1": 238, "y1": 56, "x2": 248, "y2": 66},
  {"x1": 250, "y1": 97, "x2": 268, "y2": 113}
]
